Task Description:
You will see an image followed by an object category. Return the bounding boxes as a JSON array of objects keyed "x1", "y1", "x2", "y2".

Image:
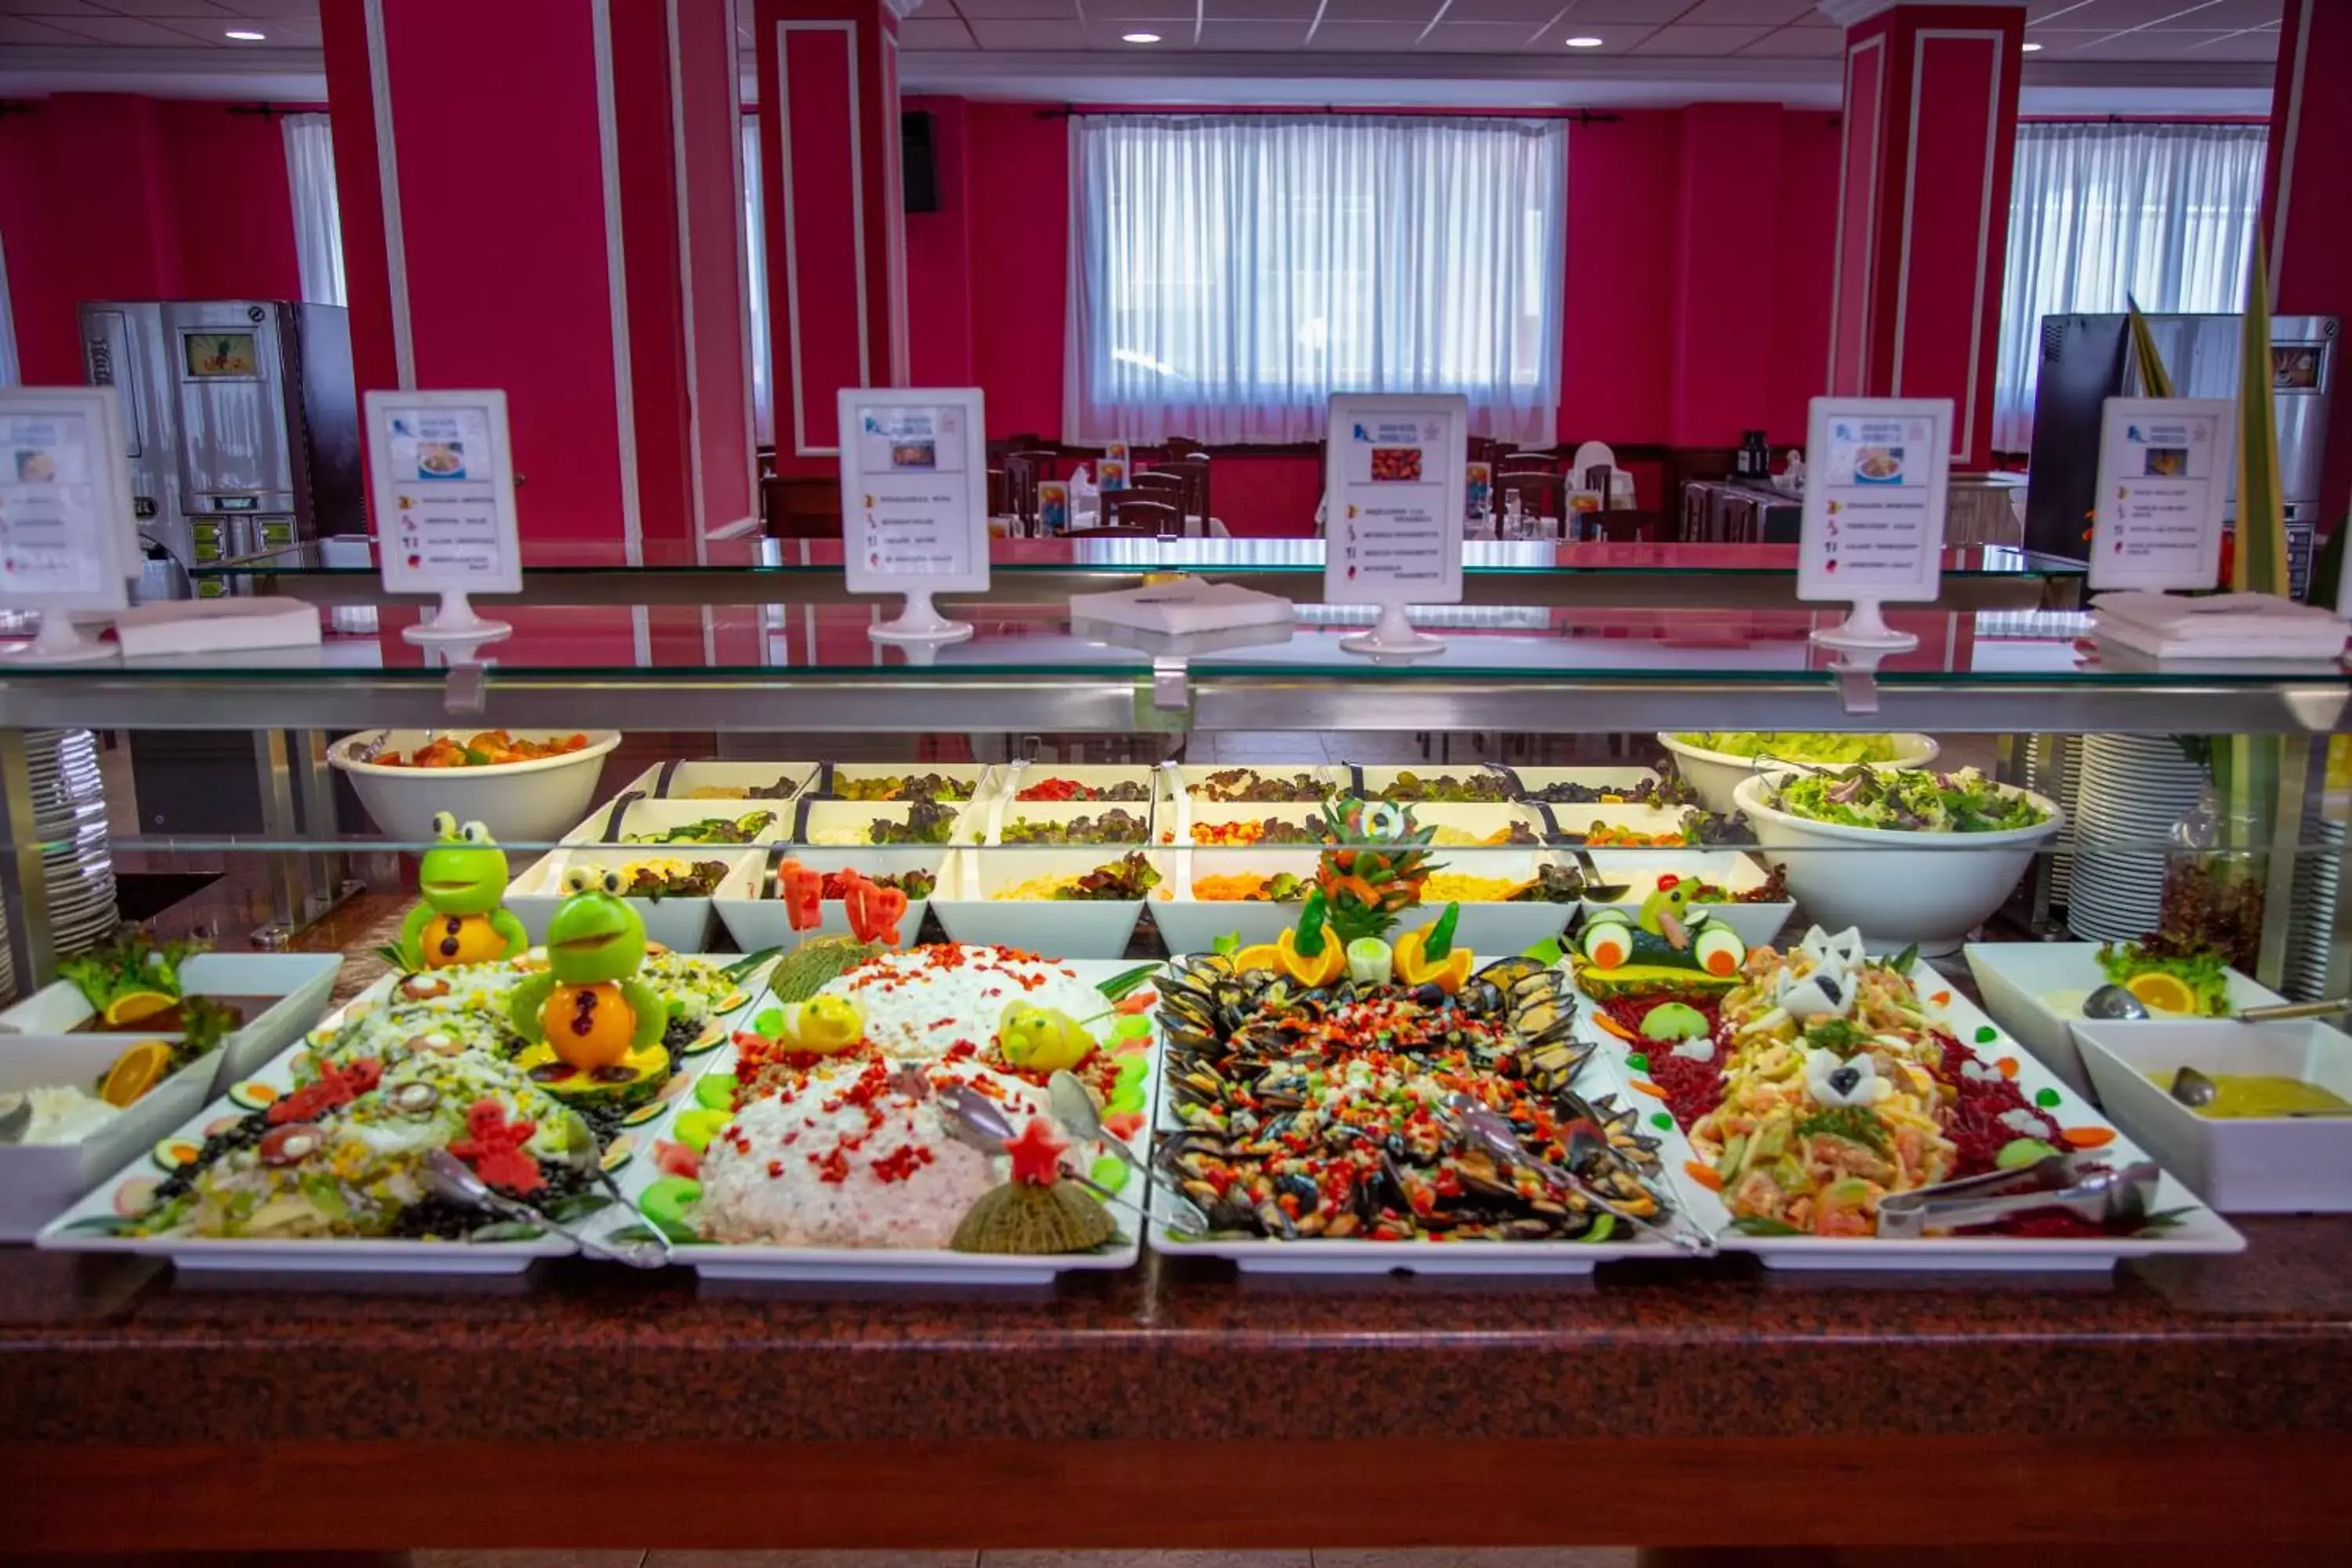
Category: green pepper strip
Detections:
[
  {"x1": 1425, "y1": 902, "x2": 1460, "y2": 960},
  {"x1": 1294, "y1": 889, "x2": 1329, "y2": 956}
]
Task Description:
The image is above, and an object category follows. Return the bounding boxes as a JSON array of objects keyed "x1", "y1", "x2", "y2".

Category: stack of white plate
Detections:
[
  {"x1": 21, "y1": 728, "x2": 118, "y2": 961},
  {"x1": 2065, "y1": 734, "x2": 2209, "y2": 943},
  {"x1": 2284, "y1": 815, "x2": 2344, "y2": 1002},
  {"x1": 2023, "y1": 734, "x2": 2085, "y2": 903}
]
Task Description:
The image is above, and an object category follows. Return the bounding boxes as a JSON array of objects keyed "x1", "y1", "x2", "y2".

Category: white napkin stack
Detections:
[
  {"x1": 2092, "y1": 590, "x2": 2349, "y2": 660},
  {"x1": 113, "y1": 596, "x2": 323, "y2": 659},
  {"x1": 1068, "y1": 579, "x2": 1295, "y2": 636}
]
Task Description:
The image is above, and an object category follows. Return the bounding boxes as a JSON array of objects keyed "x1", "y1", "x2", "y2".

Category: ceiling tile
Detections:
[
  {"x1": 949, "y1": 0, "x2": 1077, "y2": 18},
  {"x1": 1196, "y1": 16, "x2": 1316, "y2": 47},
  {"x1": 1631, "y1": 22, "x2": 1771, "y2": 52},
  {"x1": 1317, "y1": 0, "x2": 1450, "y2": 20},
  {"x1": 1420, "y1": 19, "x2": 1553, "y2": 50},
  {"x1": 1080, "y1": 0, "x2": 1197, "y2": 17},
  {"x1": 964, "y1": 16, "x2": 1091, "y2": 48},
  {"x1": 898, "y1": 15, "x2": 975, "y2": 48},
  {"x1": 1737, "y1": 24, "x2": 1843, "y2": 55},
  {"x1": 92, "y1": 0, "x2": 239, "y2": 15},
  {"x1": 1307, "y1": 18, "x2": 1443, "y2": 48},
  {"x1": 206, "y1": 0, "x2": 321, "y2": 16},
  {"x1": 2074, "y1": 27, "x2": 2241, "y2": 56},
  {"x1": 1084, "y1": 18, "x2": 1196, "y2": 46},
  {"x1": 27, "y1": 13, "x2": 225, "y2": 42},
  {"x1": 0, "y1": 0, "x2": 112, "y2": 16},
  {"x1": 2180, "y1": 26, "x2": 2283, "y2": 58},
  {"x1": 1444, "y1": 0, "x2": 1573, "y2": 20},
  {"x1": 0, "y1": 14, "x2": 89, "y2": 40},
  {"x1": 1680, "y1": 0, "x2": 1815, "y2": 21},
  {"x1": 1555, "y1": 0, "x2": 1698, "y2": 20},
  {"x1": 230, "y1": 14, "x2": 314, "y2": 43},
  {"x1": 1203, "y1": 0, "x2": 1318, "y2": 15}
]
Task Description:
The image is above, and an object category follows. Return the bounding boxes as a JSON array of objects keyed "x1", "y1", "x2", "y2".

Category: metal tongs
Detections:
[
  {"x1": 1876, "y1": 1151, "x2": 2160, "y2": 1240},
  {"x1": 1438, "y1": 1093, "x2": 1713, "y2": 1255}
]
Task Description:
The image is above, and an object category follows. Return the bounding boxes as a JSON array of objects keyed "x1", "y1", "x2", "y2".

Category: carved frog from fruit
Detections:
[
  {"x1": 508, "y1": 869, "x2": 672, "y2": 1106},
  {"x1": 396, "y1": 813, "x2": 530, "y2": 971}
]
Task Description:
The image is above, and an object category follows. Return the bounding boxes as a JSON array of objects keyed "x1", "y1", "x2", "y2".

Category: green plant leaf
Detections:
[{"x1": 1096, "y1": 963, "x2": 1163, "y2": 1001}]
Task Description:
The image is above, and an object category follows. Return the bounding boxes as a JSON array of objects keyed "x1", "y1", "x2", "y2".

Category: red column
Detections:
[
  {"x1": 2263, "y1": 0, "x2": 2352, "y2": 531},
  {"x1": 320, "y1": 0, "x2": 755, "y2": 559},
  {"x1": 1824, "y1": 0, "x2": 2024, "y2": 471},
  {"x1": 755, "y1": 0, "x2": 913, "y2": 477}
]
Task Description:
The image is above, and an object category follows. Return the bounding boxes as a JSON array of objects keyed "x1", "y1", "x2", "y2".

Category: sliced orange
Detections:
[
  {"x1": 2125, "y1": 971, "x2": 2199, "y2": 1016},
  {"x1": 99, "y1": 1040, "x2": 175, "y2": 1107},
  {"x1": 100, "y1": 989, "x2": 178, "y2": 1027}
]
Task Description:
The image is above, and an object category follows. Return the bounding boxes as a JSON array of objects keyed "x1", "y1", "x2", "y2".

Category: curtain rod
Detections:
[{"x1": 1040, "y1": 106, "x2": 1621, "y2": 123}]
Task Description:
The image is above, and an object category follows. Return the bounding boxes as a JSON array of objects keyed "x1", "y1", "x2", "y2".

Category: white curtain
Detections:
[
  {"x1": 281, "y1": 113, "x2": 347, "y2": 308},
  {"x1": 1994, "y1": 122, "x2": 2266, "y2": 452},
  {"x1": 1068, "y1": 114, "x2": 1567, "y2": 446},
  {"x1": 742, "y1": 115, "x2": 773, "y2": 445},
  {"x1": 0, "y1": 231, "x2": 18, "y2": 387}
]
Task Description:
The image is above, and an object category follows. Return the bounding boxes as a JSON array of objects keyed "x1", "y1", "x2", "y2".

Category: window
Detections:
[
  {"x1": 743, "y1": 114, "x2": 773, "y2": 445},
  {"x1": 1068, "y1": 114, "x2": 1567, "y2": 446},
  {"x1": 281, "y1": 113, "x2": 347, "y2": 308},
  {"x1": 0, "y1": 230, "x2": 18, "y2": 387},
  {"x1": 1994, "y1": 122, "x2": 2267, "y2": 453}
]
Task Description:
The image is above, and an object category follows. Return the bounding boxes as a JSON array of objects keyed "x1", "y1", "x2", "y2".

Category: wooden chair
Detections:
[
  {"x1": 1592, "y1": 510, "x2": 1669, "y2": 543},
  {"x1": 1499, "y1": 449, "x2": 1561, "y2": 476},
  {"x1": 986, "y1": 467, "x2": 1011, "y2": 517},
  {"x1": 1101, "y1": 492, "x2": 1182, "y2": 534},
  {"x1": 764, "y1": 475, "x2": 843, "y2": 539},
  {"x1": 1157, "y1": 456, "x2": 1211, "y2": 524},
  {"x1": 1004, "y1": 453, "x2": 1055, "y2": 525},
  {"x1": 1064, "y1": 525, "x2": 1156, "y2": 538},
  {"x1": 1163, "y1": 435, "x2": 1209, "y2": 458},
  {"x1": 1466, "y1": 436, "x2": 1501, "y2": 470},
  {"x1": 1496, "y1": 471, "x2": 1566, "y2": 532},
  {"x1": 1131, "y1": 470, "x2": 1187, "y2": 501}
]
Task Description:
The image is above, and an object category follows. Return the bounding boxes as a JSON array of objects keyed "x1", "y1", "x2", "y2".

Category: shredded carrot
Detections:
[
  {"x1": 1995, "y1": 1057, "x2": 2020, "y2": 1080},
  {"x1": 1629, "y1": 1078, "x2": 1671, "y2": 1101},
  {"x1": 1592, "y1": 1011, "x2": 1639, "y2": 1043},
  {"x1": 1683, "y1": 1160, "x2": 1723, "y2": 1192},
  {"x1": 2062, "y1": 1125, "x2": 2115, "y2": 1149}
]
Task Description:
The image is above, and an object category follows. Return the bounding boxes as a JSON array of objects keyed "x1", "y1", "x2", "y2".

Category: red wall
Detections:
[
  {"x1": 0, "y1": 94, "x2": 303, "y2": 386},
  {"x1": 903, "y1": 95, "x2": 975, "y2": 387},
  {"x1": 966, "y1": 101, "x2": 1069, "y2": 441}
]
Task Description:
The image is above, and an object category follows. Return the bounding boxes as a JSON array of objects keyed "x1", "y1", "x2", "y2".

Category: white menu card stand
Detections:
[
  {"x1": 0, "y1": 387, "x2": 139, "y2": 664},
  {"x1": 1797, "y1": 397, "x2": 1953, "y2": 653},
  {"x1": 2087, "y1": 397, "x2": 2234, "y2": 593},
  {"x1": 1325, "y1": 394, "x2": 1468, "y2": 658},
  {"x1": 837, "y1": 387, "x2": 989, "y2": 646},
  {"x1": 365, "y1": 390, "x2": 521, "y2": 648}
]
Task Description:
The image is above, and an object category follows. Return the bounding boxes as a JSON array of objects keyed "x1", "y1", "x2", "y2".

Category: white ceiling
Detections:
[{"x1": 0, "y1": 0, "x2": 2285, "y2": 111}]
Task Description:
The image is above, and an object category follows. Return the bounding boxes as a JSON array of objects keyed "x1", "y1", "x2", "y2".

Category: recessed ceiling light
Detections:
[
  {"x1": 1566, "y1": 36, "x2": 1605, "y2": 49},
  {"x1": 1123, "y1": 32, "x2": 1160, "y2": 44},
  {"x1": 2021, "y1": 41, "x2": 2043, "y2": 52},
  {"x1": 224, "y1": 30, "x2": 267, "y2": 41}
]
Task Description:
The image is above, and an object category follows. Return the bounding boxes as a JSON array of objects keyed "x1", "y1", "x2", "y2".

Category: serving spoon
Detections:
[
  {"x1": 933, "y1": 1083, "x2": 1194, "y2": 1240},
  {"x1": 1876, "y1": 1151, "x2": 2160, "y2": 1240},
  {"x1": 423, "y1": 1150, "x2": 669, "y2": 1268},
  {"x1": 2081, "y1": 985, "x2": 2347, "y2": 1023},
  {"x1": 1047, "y1": 1069, "x2": 1216, "y2": 1235},
  {"x1": 0, "y1": 1092, "x2": 30, "y2": 1145}
]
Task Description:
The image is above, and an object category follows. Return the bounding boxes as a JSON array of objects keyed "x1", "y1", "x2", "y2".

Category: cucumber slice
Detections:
[
  {"x1": 639, "y1": 1175, "x2": 702, "y2": 1242},
  {"x1": 693, "y1": 1073, "x2": 738, "y2": 1111}
]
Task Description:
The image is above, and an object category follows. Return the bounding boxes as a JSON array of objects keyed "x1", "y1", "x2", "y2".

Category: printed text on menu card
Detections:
[
  {"x1": 0, "y1": 411, "x2": 105, "y2": 597},
  {"x1": 1806, "y1": 410, "x2": 1943, "y2": 590},
  {"x1": 386, "y1": 405, "x2": 507, "y2": 580},
  {"x1": 2089, "y1": 397, "x2": 2231, "y2": 591},
  {"x1": 851, "y1": 405, "x2": 971, "y2": 579},
  {"x1": 1334, "y1": 413, "x2": 1450, "y2": 591}
]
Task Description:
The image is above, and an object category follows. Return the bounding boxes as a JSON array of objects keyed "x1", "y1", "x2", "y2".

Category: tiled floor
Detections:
[{"x1": 413, "y1": 1552, "x2": 1639, "y2": 1567}]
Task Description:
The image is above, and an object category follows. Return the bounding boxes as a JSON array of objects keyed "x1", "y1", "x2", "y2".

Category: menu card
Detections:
[
  {"x1": 2089, "y1": 397, "x2": 2234, "y2": 591},
  {"x1": 0, "y1": 387, "x2": 136, "y2": 615},
  {"x1": 1798, "y1": 398, "x2": 1951, "y2": 601},
  {"x1": 366, "y1": 390, "x2": 522, "y2": 597},
  {"x1": 837, "y1": 387, "x2": 989, "y2": 604},
  {"x1": 1102, "y1": 441, "x2": 1130, "y2": 492},
  {"x1": 1324, "y1": 394, "x2": 1468, "y2": 607}
]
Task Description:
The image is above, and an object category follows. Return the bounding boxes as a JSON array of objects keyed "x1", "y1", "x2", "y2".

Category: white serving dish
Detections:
[
  {"x1": 1962, "y1": 941, "x2": 2287, "y2": 1101},
  {"x1": 1657, "y1": 731, "x2": 1939, "y2": 816},
  {"x1": 1162, "y1": 798, "x2": 1327, "y2": 848},
  {"x1": 1401, "y1": 800, "x2": 1553, "y2": 848},
  {"x1": 575, "y1": 794, "x2": 790, "y2": 850},
  {"x1": 0, "y1": 953, "x2": 341, "y2": 1095},
  {"x1": 328, "y1": 729, "x2": 622, "y2": 847},
  {"x1": 791, "y1": 797, "x2": 979, "y2": 849},
  {"x1": 996, "y1": 761, "x2": 1163, "y2": 811},
  {"x1": 1733, "y1": 771, "x2": 2060, "y2": 956},
  {"x1": 1333, "y1": 763, "x2": 1519, "y2": 805},
  {"x1": 1155, "y1": 846, "x2": 1319, "y2": 954},
  {"x1": 804, "y1": 763, "x2": 1000, "y2": 804},
  {"x1": 39, "y1": 960, "x2": 771, "y2": 1274},
  {"x1": 1159, "y1": 762, "x2": 1338, "y2": 806},
  {"x1": 507, "y1": 846, "x2": 747, "y2": 952},
  {"x1": 1586, "y1": 955, "x2": 2244, "y2": 1272},
  {"x1": 1502, "y1": 765, "x2": 1675, "y2": 807},
  {"x1": 2074, "y1": 1019, "x2": 2352, "y2": 1214},
  {"x1": 1541, "y1": 801, "x2": 1711, "y2": 847},
  {"x1": 984, "y1": 796, "x2": 1157, "y2": 848},
  {"x1": 710, "y1": 848, "x2": 940, "y2": 952},
  {"x1": 1149, "y1": 959, "x2": 1692, "y2": 1276},
  {"x1": 1576, "y1": 851, "x2": 1795, "y2": 949},
  {"x1": 598, "y1": 957, "x2": 1160, "y2": 1286},
  {"x1": 0, "y1": 1035, "x2": 217, "y2": 1240},
  {"x1": 618, "y1": 760, "x2": 816, "y2": 802},
  {"x1": 931, "y1": 848, "x2": 1157, "y2": 959}
]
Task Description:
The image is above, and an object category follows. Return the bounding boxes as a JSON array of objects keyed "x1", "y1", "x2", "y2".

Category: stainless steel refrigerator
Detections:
[{"x1": 2024, "y1": 312, "x2": 2339, "y2": 597}]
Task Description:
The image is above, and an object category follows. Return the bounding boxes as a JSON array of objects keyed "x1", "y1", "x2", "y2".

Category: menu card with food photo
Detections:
[
  {"x1": 0, "y1": 385, "x2": 140, "y2": 662},
  {"x1": 1324, "y1": 393, "x2": 1468, "y2": 655},
  {"x1": 365, "y1": 389, "x2": 523, "y2": 646},
  {"x1": 837, "y1": 387, "x2": 989, "y2": 644},
  {"x1": 1797, "y1": 396, "x2": 1952, "y2": 652},
  {"x1": 2089, "y1": 397, "x2": 2234, "y2": 592}
]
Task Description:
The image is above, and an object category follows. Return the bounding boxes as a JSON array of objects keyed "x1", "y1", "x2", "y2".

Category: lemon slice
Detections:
[
  {"x1": 101, "y1": 990, "x2": 178, "y2": 1027},
  {"x1": 2125, "y1": 971, "x2": 2199, "y2": 1016},
  {"x1": 1346, "y1": 937, "x2": 1393, "y2": 985},
  {"x1": 100, "y1": 1040, "x2": 176, "y2": 1107}
]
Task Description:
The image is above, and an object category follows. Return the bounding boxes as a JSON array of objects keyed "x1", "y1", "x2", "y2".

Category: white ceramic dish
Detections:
[
  {"x1": 2074, "y1": 1019, "x2": 2352, "y2": 1214},
  {"x1": 38, "y1": 960, "x2": 771, "y2": 1275},
  {"x1": 804, "y1": 763, "x2": 1000, "y2": 804},
  {"x1": 1541, "y1": 801, "x2": 1715, "y2": 848},
  {"x1": 0, "y1": 1035, "x2": 217, "y2": 1240},
  {"x1": 1153, "y1": 846, "x2": 1317, "y2": 954},
  {"x1": 618, "y1": 760, "x2": 816, "y2": 802},
  {"x1": 710, "y1": 848, "x2": 940, "y2": 953},
  {"x1": 1502, "y1": 765, "x2": 1675, "y2": 808},
  {"x1": 1732, "y1": 771, "x2": 2060, "y2": 956},
  {"x1": 996, "y1": 762, "x2": 1163, "y2": 811},
  {"x1": 1657, "y1": 732, "x2": 1939, "y2": 817},
  {"x1": 790, "y1": 797, "x2": 979, "y2": 850},
  {"x1": 1162, "y1": 798, "x2": 1327, "y2": 848},
  {"x1": 598, "y1": 956, "x2": 1160, "y2": 1286},
  {"x1": 0, "y1": 952, "x2": 340, "y2": 1094},
  {"x1": 1962, "y1": 941, "x2": 2287, "y2": 1101},
  {"x1": 985, "y1": 796, "x2": 1158, "y2": 849},
  {"x1": 507, "y1": 847, "x2": 745, "y2": 952},
  {"x1": 1160, "y1": 761, "x2": 1339, "y2": 806},
  {"x1": 1333, "y1": 762, "x2": 1519, "y2": 805},
  {"x1": 930, "y1": 848, "x2": 1157, "y2": 959},
  {"x1": 1588, "y1": 956, "x2": 2244, "y2": 1272},
  {"x1": 1147, "y1": 958, "x2": 1690, "y2": 1276},
  {"x1": 1577, "y1": 852, "x2": 1795, "y2": 949},
  {"x1": 328, "y1": 730, "x2": 622, "y2": 847}
]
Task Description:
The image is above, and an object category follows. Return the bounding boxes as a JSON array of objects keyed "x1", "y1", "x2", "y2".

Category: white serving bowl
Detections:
[
  {"x1": 1657, "y1": 732, "x2": 1939, "y2": 816},
  {"x1": 329, "y1": 729, "x2": 622, "y2": 848},
  {"x1": 711, "y1": 847, "x2": 943, "y2": 953},
  {"x1": 1962, "y1": 941, "x2": 2285, "y2": 1101},
  {"x1": 0, "y1": 952, "x2": 340, "y2": 1096},
  {"x1": 929, "y1": 847, "x2": 1157, "y2": 959},
  {"x1": 1576, "y1": 851, "x2": 1795, "y2": 949},
  {"x1": 2074, "y1": 1019, "x2": 2352, "y2": 1214},
  {"x1": 507, "y1": 847, "x2": 744, "y2": 953},
  {"x1": 0, "y1": 1035, "x2": 217, "y2": 1240},
  {"x1": 1731, "y1": 771, "x2": 2060, "y2": 956}
]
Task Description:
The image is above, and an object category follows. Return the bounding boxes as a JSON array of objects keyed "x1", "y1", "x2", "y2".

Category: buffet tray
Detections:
[
  {"x1": 593, "y1": 957, "x2": 1164, "y2": 1287},
  {"x1": 38, "y1": 960, "x2": 771, "y2": 1276},
  {"x1": 1580, "y1": 958, "x2": 2248, "y2": 1273},
  {"x1": 1145, "y1": 953, "x2": 1696, "y2": 1276}
]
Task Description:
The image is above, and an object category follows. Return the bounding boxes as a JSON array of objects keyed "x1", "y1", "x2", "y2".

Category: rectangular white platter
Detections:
[
  {"x1": 38, "y1": 956, "x2": 775, "y2": 1276},
  {"x1": 0, "y1": 951, "x2": 344, "y2": 1094},
  {"x1": 593, "y1": 956, "x2": 1165, "y2": 1287},
  {"x1": 616, "y1": 759, "x2": 818, "y2": 802},
  {"x1": 1573, "y1": 956, "x2": 2247, "y2": 1272},
  {"x1": 1144, "y1": 953, "x2": 1700, "y2": 1276}
]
